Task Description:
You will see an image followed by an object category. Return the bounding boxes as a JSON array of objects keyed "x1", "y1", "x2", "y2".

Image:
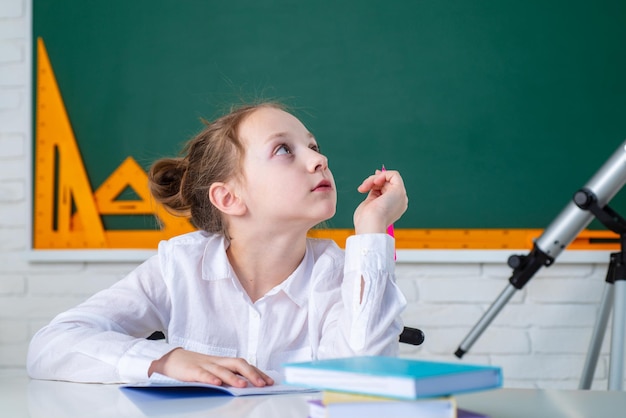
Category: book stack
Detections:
[{"x1": 283, "y1": 356, "x2": 502, "y2": 418}]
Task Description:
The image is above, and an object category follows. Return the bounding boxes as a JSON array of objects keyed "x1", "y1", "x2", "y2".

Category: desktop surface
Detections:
[{"x1": 2, "y1": 369, "x2": 625, "y2": 417}]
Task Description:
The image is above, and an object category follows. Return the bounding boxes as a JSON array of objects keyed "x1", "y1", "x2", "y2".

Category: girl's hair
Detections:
[{"x1": 148, "y1": 102, "x2": 284, "y2": 236}]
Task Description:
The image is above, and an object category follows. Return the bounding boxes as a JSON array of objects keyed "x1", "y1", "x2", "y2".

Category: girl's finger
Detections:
[
  {"x1": 220, "y1": 357, "x2": 275, "y2": 387},
  {"x1": 358, "y1": 171, "x2": 387, "y2": 192},
  {"x1": 201, "y1": 362, "x2": 250, "y2": 387}
]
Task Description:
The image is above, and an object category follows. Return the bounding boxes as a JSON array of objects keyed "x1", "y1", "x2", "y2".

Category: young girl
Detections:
[{"x1": 27, "y1": 102, "x2": 409, "y2": 386}]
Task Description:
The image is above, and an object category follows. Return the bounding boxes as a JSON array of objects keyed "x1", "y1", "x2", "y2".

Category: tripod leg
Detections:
[
  {"x1": 579, "y1": 283, "x2": 614, "y2": 389},
  {"x1": 455, "y1": 284, "x2": 517, "y2": 357},
  {"x1": 609, "y1": 280, "x2": 626, "y2": 390}
]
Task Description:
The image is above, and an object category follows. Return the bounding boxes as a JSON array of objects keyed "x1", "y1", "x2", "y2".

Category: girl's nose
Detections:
[{"x1": 308, "y1": 150, "x2": 329, "y2": 172}]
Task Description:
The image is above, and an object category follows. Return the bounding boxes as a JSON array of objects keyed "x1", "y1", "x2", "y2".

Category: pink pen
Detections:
[{"x1": 382, "y1": 165, "x2": 396, "y2": 260}]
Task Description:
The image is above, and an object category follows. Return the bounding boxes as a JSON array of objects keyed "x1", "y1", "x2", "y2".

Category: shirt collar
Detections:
[
  {"x1": 264, "y1": 244, "x2": 312, "y2": 308},
  {"x1": 201, "y1": 234, "x2": 312, "y2": 308},
  {"x1": 201, "y1": 234, "x2": 235, "y2": 281}
]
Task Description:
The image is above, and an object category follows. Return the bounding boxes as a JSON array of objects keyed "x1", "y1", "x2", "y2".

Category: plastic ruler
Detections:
[{"x1": 33, "y1": 38, "x2": 193, "y2": 249}]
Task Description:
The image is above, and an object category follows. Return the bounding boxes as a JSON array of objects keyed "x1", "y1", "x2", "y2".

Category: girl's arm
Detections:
[
  {"x1": 26, "y1": 257, "x2": 178, "y2": 383},
  {"x1": 27, "y1": 255, "x2": 274, "y2": 386},
  {"x1": 312, "y1": 169, "x2": 408, "y2": 358},
  {"x1": 312, "y1": 234, "x2": 406, "y2": 358}
]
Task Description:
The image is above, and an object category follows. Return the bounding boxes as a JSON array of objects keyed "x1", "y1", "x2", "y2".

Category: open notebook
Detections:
[{"x1": 122, "y1": 372, "x2": 318, "y2": 396}]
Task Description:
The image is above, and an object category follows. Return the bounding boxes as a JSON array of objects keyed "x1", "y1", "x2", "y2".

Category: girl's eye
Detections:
[
  {"x1": 310, "y1": 144, "x2": 320, "y2": 153},
  {"x1": 275, "y1": 144, "x2": 292, "y2": 155}
]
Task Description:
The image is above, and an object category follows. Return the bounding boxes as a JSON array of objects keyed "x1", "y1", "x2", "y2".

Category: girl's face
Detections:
[{"x1": 236, "y1": 107, "x2": 337, "y2": 230}]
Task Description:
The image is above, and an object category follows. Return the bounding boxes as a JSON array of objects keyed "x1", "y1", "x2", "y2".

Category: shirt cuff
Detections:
[
  {"x1": 118, "y1": 339, "x2": 180, "y2": 383},
  {"x1": 345, "y1": 233, "x2": 395, "y2": 273}
]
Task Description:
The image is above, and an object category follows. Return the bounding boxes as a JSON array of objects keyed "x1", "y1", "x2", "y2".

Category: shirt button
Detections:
[{"x1": 361, "y1": 249, "x2": 368, "y2": 255}]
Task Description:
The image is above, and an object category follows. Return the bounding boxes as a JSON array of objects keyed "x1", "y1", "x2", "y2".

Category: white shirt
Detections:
[{"x1": 27, "y1": 231, "x2": 407, "y2": 383}]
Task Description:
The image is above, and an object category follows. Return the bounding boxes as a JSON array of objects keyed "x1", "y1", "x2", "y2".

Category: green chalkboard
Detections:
[{"x1": 33, "y1": 0, "x2": 626, "y2": 230}]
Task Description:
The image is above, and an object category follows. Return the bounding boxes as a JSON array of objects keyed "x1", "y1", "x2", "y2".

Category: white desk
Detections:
[{"x1": 2, "y1": 369, "x2": 626, "y2": 417}]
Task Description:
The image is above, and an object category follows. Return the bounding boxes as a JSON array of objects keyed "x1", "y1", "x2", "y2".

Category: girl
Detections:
[{"x1": 27, "y1": 102, "x2": 409, "y2": 387}]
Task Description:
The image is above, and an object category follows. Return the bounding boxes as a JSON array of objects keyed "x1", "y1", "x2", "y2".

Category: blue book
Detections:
[{"x1": 284, "y1": 356, "x2": 502, "y2": 400}]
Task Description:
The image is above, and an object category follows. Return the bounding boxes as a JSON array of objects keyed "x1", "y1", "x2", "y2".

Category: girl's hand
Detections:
[
  {"x1": 353, "y1": 169, "x2": 408, "y2": 234},
  {"x1": 148, "y1": 348, "x2": 275, "y2": 388}
]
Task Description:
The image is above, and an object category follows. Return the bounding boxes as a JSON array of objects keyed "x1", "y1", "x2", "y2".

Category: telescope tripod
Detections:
[
  {"x1": 576, "y1": 190, "x2": 626, "y2": 390},
  {"x1": 454, "y1": 140, "x2": 626, "y2": 391}
]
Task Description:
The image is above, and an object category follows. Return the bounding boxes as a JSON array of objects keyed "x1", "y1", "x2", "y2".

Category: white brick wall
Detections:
[{"x1": 0, "y1": 0, "x2": 621, "y2": 391}]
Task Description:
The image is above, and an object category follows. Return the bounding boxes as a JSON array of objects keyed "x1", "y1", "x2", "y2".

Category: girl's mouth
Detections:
[{"x1": 312, "y1": 180, "x2": 332, "y2": 191}]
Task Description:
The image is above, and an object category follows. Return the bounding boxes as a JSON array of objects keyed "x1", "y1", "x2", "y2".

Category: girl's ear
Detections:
[{"x1": 209, "y1": 182, "x2": 246, "y2": 216}]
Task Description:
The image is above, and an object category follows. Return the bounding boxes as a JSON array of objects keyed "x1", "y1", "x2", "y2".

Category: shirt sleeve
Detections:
[
  {"x1": 312, "y1": 234, "x2": 407, "y2": 359},
  {"x1": 26, "y1": 256, "x2": 180, "y2": 383}
]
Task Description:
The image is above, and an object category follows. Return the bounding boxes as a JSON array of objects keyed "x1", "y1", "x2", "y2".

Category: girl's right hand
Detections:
[
  {"x1": 148, "y1": 348, "x2": 275, "y2": 388},
  {"x1": 353, "y1": 169, "x2": 408, "y2": 234}
]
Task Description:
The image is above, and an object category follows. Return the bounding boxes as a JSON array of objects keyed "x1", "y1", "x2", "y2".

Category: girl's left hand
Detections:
[{"x1": 353, "y1": 169, "x2": 408, "y2": 235}]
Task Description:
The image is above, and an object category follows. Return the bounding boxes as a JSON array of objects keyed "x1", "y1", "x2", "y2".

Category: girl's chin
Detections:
[{"x1": 309, "y1": 213, "x2": 336, "y2": 229}]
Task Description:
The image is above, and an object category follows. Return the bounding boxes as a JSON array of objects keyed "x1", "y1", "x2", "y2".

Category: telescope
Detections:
[{"x1": 454, "y1": 139, "x2": 626, "y2": 389}]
